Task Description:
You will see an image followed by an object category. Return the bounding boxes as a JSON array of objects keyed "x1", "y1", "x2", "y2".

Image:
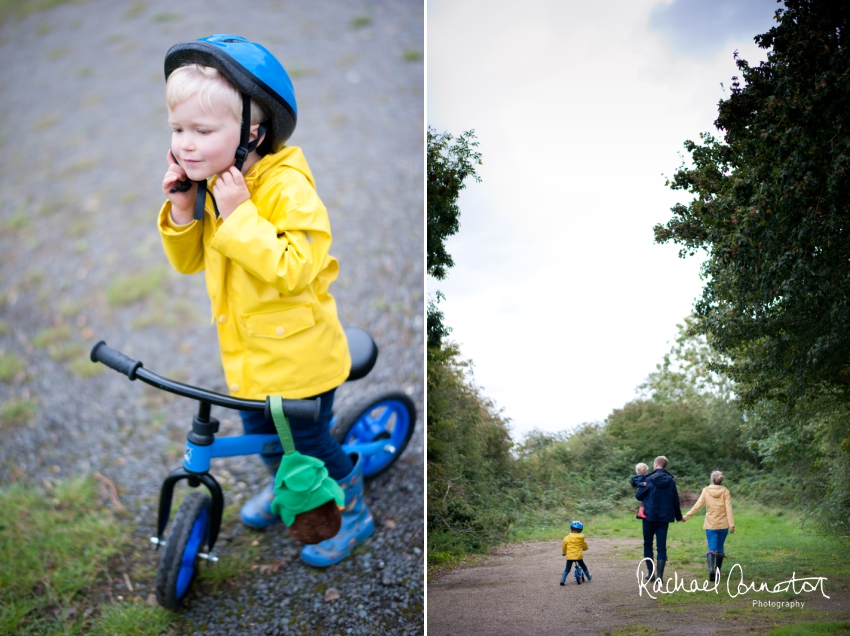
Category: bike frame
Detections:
[
  {"x1": 183, "y1": 433, "x2": 390, "y2": 474},
  {"x1": 89, "y1": 340, "x2": 394, "y2": 557}
]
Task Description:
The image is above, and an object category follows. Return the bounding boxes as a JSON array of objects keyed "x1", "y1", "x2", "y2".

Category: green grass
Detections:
[
  {"x1": 151, "y1": 11, "x2": 180, "y2": 22},
  {"x1": 32, "y1": 325, "x2": 71, "y2": 348},
  {"x1": 0, "y1": 351, "x2": 25, "y2": 382},
  {"x1": 68, "y1": 356, "x2": 103, "y2": 378},
  {"x1": 0, "y1": 396, "x2": 37, "y2": 428},
  {"x1": 511, "y1": 500, "x2": 850, "y2": 613},
  {"x1": 91, "y1": 603, "x2": 172, "y2": 636},
  {"x1": 0, "y1": 477, "x2": 174, "y2": 635},
  {"x1": 106, "y1": 267, "x2": 166, "y2": 306},
  {"x1": 0, "y1": 0, "x2": 87, "y2": 26},
  {"x1": 601, "y1": 627, "x2": 655, "y2": 636},
  {"x1": 123, "y1": 0, "x2": 146, "y2": 18},
  {"x1": 762, "y1": 620, "x2": 850, "y2": 634}
]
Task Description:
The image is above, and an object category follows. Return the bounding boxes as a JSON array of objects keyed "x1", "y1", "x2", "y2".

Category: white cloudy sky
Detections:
[{"x1": 427, "y1": 0, "x2": 778, "y2": 439}]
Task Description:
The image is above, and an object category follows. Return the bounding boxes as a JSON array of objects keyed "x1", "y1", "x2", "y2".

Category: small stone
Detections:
[
  {"x1": 324, "y1": 588, "x2": 341, "y2": 602},
  {"x1": 383, "y1": 519, "x2": 397, "y2": 530}
]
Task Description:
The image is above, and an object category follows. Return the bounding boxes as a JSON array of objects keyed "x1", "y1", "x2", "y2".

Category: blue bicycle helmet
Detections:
[
  {"x1": 164, "y1": 34, "x2": 298, "y2": 221},
  {"x1": 570, "y1": 520, "x2": 584, "y2": 531},
  {"x1": 165, "y1": 34, "x2": 297, "y2": 156}
]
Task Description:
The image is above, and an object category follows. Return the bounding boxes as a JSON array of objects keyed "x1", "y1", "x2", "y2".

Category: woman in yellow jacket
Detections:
[{"x1": 682, "y1": 471, "x2": 735, "y2": 582}]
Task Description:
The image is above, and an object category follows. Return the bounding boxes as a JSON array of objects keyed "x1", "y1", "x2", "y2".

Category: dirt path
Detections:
[{"x1": 427, "y1": 539, "x2": 849, "y2": 636}]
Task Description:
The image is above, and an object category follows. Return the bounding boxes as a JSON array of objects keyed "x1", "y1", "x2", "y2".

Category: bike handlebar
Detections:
[{"x1": 90, "y1": 341, "x2": 320, "y2": 422}]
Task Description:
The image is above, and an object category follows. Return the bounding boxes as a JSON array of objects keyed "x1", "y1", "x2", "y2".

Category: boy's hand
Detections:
[
  {"x1": 162, "y1": 150, "x2": 196, "y2": 225},
  {"x1": 213, "y1": 166, "x2": 250, "y2": 220}
]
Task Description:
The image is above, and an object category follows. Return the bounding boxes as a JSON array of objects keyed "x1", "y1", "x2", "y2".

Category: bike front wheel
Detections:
[
  {"x1": 331, "y1": 391, "x2": 416, "y2": 480},
  {"x1": 155, "y1": 491, "x2": 210, "y2": 609}
]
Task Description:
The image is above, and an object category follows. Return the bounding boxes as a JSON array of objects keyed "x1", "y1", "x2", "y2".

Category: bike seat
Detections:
[{"x1": 345, "y1": 327, "x2": 378, "y2": 381}]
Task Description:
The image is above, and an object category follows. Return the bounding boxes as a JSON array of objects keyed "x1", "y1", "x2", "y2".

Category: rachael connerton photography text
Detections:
[{"x1": 636, "y1": 559, "x2": 829, "y2": 600}]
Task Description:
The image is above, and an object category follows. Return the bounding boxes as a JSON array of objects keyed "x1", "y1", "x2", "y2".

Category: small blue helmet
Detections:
[
  {"x1": 570, "y1": 520, "x2": 583, "y2": 531},
  {"x1": 165, "y1": 34, "x2": 297, "y2": 155}
]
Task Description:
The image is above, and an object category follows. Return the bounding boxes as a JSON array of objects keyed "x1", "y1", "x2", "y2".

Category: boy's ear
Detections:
[{"x1": 249, "y1": 123, "x2": 266, "y2": 146}]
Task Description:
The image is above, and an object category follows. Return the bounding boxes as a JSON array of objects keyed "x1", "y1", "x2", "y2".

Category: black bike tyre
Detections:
[
  {"x1": 330, "y1": 391, "x2": 416, "y2": 481},
  {"x1": 155, "y1": 491, "x2": 210, "y2": 609}
]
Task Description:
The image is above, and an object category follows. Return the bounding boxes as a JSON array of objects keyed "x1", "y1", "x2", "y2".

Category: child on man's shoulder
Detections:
[{"x1": 631, "y1": 462, "x2": 649, "y2": 519}]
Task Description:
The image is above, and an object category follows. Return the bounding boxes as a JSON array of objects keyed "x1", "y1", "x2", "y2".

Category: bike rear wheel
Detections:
[{"x1": 331, "y1": 391, "x2": 416, "y2": 480}]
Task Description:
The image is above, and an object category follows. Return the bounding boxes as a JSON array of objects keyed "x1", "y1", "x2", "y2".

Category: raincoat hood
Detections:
[
  {"x1": 648, "y1": 469, "x2": 675, "y2": 489},
  {"x1": 682, "y1": 485, "x2": 735, "y2": 530},
  {"x1": 635, "y1": 468, "x2": 683, "y2": 523}
]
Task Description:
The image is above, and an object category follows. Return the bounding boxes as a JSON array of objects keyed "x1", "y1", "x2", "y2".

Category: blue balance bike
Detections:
[
  {"x1": 90, "y1": 327, "x2": 416, "y2": 609},
  {"x1": 574, "y1": 564, "x2": 586, "y2": 585}
]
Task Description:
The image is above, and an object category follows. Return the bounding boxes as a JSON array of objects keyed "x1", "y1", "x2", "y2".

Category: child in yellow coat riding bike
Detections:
[
  {"x1": 158, "y1": 35, "x2": 369, "y2": 567},
  {"x1": 561, "y1": 520, "x2": 592, "y2": 585}
]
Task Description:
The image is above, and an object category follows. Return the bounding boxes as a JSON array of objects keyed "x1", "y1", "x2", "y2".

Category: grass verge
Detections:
[{"x1": 0, "y1": 476, "x2": 175, "y2": 635}]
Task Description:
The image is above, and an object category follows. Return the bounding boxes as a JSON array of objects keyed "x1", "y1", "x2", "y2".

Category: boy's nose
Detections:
[{"x1": 180, "y1": 135, "x2": 196, "y2": 152}]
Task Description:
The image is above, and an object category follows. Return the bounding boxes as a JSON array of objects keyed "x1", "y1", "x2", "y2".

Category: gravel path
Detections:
[
  {"x1": 427, "y1": 539, "x2": 698, "y2": 636},
  {"x1": 428, "y1": 539, "x2": 850, "y2": 635},
  {"x1": 0, "y1": 1, "x2": 423, "y2": 634}
]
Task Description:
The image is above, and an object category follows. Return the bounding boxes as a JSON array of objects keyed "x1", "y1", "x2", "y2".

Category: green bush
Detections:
[{"x1": 427, "y1": 345, "x2": 515, "y2": 562}]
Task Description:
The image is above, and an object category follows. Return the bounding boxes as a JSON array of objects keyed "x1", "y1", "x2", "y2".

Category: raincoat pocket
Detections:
[{"x1": 243, "y1": 303, "x2": 315, "y2": 340}]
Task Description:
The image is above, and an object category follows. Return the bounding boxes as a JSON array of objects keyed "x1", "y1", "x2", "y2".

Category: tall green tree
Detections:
[
  {"x1": 654, "y1": 0, "x2": 850, "y2": 531},
  {"x1": 654, "y1": 0, "x2": 850, "y2": 405},
  {"x1": 427, "y1": 127, "x2": 481, "y2": 348}
]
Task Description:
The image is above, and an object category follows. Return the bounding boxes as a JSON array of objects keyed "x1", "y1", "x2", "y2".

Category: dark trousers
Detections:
[
  {"x1": 562, "y1": 559, "x2": 589, "y2": 577},
  {"x1": 642, "y1": 520, "x2": 669, "y2": 561},
  {"x1": 239, "y1": 388, "x2": 354, "y2": 481}
]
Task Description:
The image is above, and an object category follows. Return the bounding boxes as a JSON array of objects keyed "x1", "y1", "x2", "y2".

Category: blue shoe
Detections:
[
  {"x1": 240, "y1": 463, "x2": 281, "y2": 529},
  {"x1": 585, "y1": 571, "x2": 592, "y2": 581},
  {"x1": 300, "y1": 453, "x2": 374, "y2": 567}
]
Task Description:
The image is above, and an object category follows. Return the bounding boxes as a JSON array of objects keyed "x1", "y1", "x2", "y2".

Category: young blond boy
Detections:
[
  {"x1": 560, "y1": 520, "x2": 591, "y2": 585},
  {"x1": 158, "y1": 35, "x2": 368, "y2": 567},
  {"x1": 630, "y1": 462, "x2": 649, "y2": 519}
]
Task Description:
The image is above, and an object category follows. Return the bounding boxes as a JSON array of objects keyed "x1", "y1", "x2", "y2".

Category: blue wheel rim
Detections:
[
  {"x1": 344, "y1": 399, "x2": 410, "y2": 477},
  {"x1": 176, "y1": 507, "x2": 207, "y2": 599}
]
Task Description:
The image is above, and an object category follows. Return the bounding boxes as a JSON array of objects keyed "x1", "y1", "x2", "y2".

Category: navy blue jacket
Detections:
[{"x1": 635, "y1": 468, "x2": 682, "y2": 523}]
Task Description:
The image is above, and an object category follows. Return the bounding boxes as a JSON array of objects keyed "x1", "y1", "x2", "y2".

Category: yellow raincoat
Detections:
[
  {"x1": 158, "y1": 146, "x2": 351, "y2": 399},
  {"x1": 562, "y1": 532, "x2": 588, "y2": 560}
]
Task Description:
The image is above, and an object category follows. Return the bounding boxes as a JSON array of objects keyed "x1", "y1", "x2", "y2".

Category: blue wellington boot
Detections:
[
  {"x1": 240, "y1": 461, "x2": 280, "y2": 529},
  {"x1": 300, "y1": 452, "x2": 374, "y2": 567}
]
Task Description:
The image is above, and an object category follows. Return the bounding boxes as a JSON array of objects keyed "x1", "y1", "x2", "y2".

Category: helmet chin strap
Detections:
[{"x1": 173, "y1": 95, "x2": 268, "y2": 223}]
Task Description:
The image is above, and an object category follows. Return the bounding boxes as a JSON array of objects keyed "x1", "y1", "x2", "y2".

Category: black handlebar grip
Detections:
[
  {"x1": 264, "y1": 396, "x2": 322, "y2": 423},
  {"x1": 90, "y1": 341, "x2": 143, "y2": 380}
]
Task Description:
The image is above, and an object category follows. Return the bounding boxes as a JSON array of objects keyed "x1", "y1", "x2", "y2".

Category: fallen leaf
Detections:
[
  {"x1": 324, "y1": 587, "x2": 341, "y2": 602},
  {"x1": 383, "y1": 519, "x2": 397, "y2": 530},
  {"x1": 258, "y1": 559, "x2": 287, "y2": 574}
]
